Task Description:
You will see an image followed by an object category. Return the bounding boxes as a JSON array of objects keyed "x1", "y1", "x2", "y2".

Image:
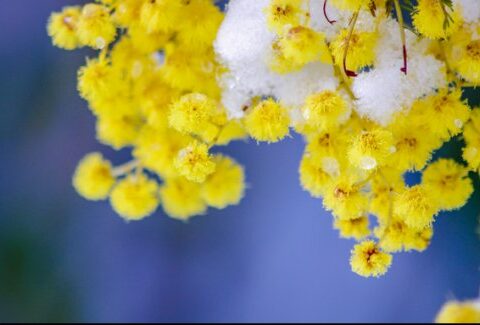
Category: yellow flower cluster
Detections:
[
  {"x1": 50, "y1": 0, "x2": 479, "y2": 284},
  {"x1": 264, "y1": 0, "x2": 478, "y2": 278},
  {"x1": 435, "y1": 299, "x2": 480, "y2": 323},
  {"x1": 298, "y1": 90, "x2": 475, "y2": 277},
  {"x1": 50, "y1": 0, "x2": 246, "y2": 222}
]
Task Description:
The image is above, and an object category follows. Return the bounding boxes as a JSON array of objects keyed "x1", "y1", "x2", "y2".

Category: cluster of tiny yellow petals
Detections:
[
  {"x1": 174, "y1": 141, "x2": 216, "y2": 183},
  {"x1": 168, "y1": 93, "x2": 218, "y2": 136},
  {"x1": 47, "y1": 6, "x2": 82, "y2": 50},
  {"x1": 412, "y1": 0, "x2": 461, "y2": 40},
  {"x1": 77, "y1": 4, "x2": 116, "y2": 49},
  {"x1": 160, "y1": 177, "x2": 207, "y2": 221},
  {"x1": 350, "y1": 240, "x2": 393, "y2": 278},
  {"x1": 435, "y1": 300, "x2": 480, "y2": 323},
  {"x1": 302, "y1": 91, "x2": 351, "y2": 130},
  {"x1": 387, "y1": 113, "x2": 441, "y2": 171},
  {"x1": 323, "y1": 173, "x2": 369, "y2": 220},
  {"x1": 299, "y1": 153, "x2": 333, "y2": 198},
  {"x1": 413, "y1": 89, "x2": 471, "y2": 140},
  {"x1": 330, "y1": 30, "x2": 377, "y2": 72},
  {"x1": 271, "y1": 26, "x2": 330, "y2": 73},
  {"x1": 73, "y1": 153, "x2": 115, "y2": 201},
  {"x1": 334, "y1": 216, "x2": 370, "y2": 240},
  {"x1": 110, "y1": 174, "x2": 160, "y2": 221},
  {"x1": 395, "y1": 185, "x2": 439, "y2": 230},
  {"x1": 348, "y1": 129, "x2": 394, "y2": 171},
  {"x1": 454, "y1": 39, "x2": 480, "y2": 84},
  {"x1": 265, "y1": 0, "x2": 305, "y2": 34},
  {"x1": 244, "y1": 99, "x2": 290, "y2": 143},
  {"x1": 423, "y1": 159, "x2": 473, "y2": 211},
  {"x1": 201, "y1": 155, "x2": 246, "y2": 209}
]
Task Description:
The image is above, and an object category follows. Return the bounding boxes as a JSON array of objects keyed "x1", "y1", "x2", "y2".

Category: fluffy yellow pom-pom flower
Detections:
[
  {"x1": 168, "y1": 93, "x2": 217, "y2": 135},
  {"x1": 201, "y1": 155, "x2": 245, "y2": 209},
  {"x1": 388, "y1": 113, "x2": 441, "y2": 172},
  {"x1": 395, "y1": 185, "x2": 439, "y2": 230},
  {"x1": 350, "y1": 240, "x2": 393, "y2": 278},
  {"x1": 77, "y1": 4, "x2": 117, "y2": 49},
  {"x1": 47, "y1": 6, "x2": 82, "y2": 50},
  {"x1": 299, "y1": 154, "x2": 333, "y2": 197},
  {"x1": 331, "y1": 29, "x2": 377, "y2": 72},
  {"x1": 174, "y1": 141, "x2": 216, "y2": 183},
  {"x1": 412, "y1": 0, "x2": 461, "y2": 40},
  {"x1": 73, "y1": 152, "x2": 115, "y2": 201},
  {"x1": 271, "y1": 26, "x2": 330, "y2": 72},
  {"x1": 323, "y1": 174, "x2": 369, "y2": 220},
  {"x1": 422, "y1": 159, "x2": 473, "y2": 211},
  {"x1": 454, "y1": 39, "x2": 480, "y2": 84},
  {"x1": 302, "y1": 90, "x2": 351, "y2": 130},
  {"x1": 139, "y1": 0, "x2": 181, "y2": 33},
  {"x1": 435, "y1": 300, "x2": 480, "y2": 323},
  {"x1": 415, "y1": 89, "x2": 471, "y2": 140},
  {"x1": 334, "y1": 216, "x2": 370, "y2": 240},
  {"x1": 96, "y1": 113, "x2": 142, "y2": 150},
  {"x1": 244, "y1": 99, "x2": 290, "y2": 143},
  {"x1": 348, "y1": 128, "x2": 395, "y2": 171},
  {"x1": 110, "y1": 174, "x2": 160, "y2": 221},
  {"x1": 265, "y1": 0, "x2": 305, "y2": 33},
  {"x1": 159, "y1": 177, "x2": 207, "y2": 221},
  {"x1": 134, "y1": 126, "x2": 191, "y2": 179}
]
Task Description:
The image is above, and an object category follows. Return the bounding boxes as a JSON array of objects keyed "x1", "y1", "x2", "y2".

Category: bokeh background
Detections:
[{"x1": 0, "y1": 0, "x2": 479, "y2": 322}]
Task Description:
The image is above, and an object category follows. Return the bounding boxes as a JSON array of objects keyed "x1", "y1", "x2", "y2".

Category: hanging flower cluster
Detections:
[{"x1": 48, "y1": 0, "x2": 479, "y2": 279}]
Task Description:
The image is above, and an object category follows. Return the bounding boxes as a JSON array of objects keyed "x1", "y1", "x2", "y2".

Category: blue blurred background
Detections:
[{"x1": 0, "y1": 0, "x2": 479, "y2": 322}]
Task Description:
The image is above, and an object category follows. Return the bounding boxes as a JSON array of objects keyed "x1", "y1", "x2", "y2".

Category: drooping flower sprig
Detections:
[{"x1": 48, "y1": 0, "x2": 480, "y2": 280}]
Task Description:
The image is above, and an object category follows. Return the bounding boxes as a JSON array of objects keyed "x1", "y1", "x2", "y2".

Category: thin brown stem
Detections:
[
  {"x1": 343, "y1": 9, "x2": 360, "y2": 78},
  {"x1": 323, "y1": 0, "x2": 337, "y2": 25},
  {"x1": 393, "y1": 0, "x2": 408, "y2": 74}
]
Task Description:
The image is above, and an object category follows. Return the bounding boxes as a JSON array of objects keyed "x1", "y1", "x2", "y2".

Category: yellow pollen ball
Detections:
[
  {"x1": 77, "y1": 4, "x2": 117, "y2": 49},
  {"x1": 412, "y1": 0, "x2": 461, "y2": 40},
  {"x1": 455, "y1": 39, "x2": 480, "y2": 84},
  {"x1": 159, "y1": 177, "x2": 207, "y2": 221},
  {"x1": 348, "y1": 128, "x2": 394, "y2": 171},
  {"x1": 350, "y1": 240, "x2": 393, "y2": 278},
  {"x1": 334, "y1": 216, "x2": 370, "y2": 240},
  {"x1": 265, "y1": 0, "x2": 305, "y2": 33},
  {"x1": 73, "y1": 152, "x2": 115, "y2": 201},
  {"x1": 331, "y1": 30, "x2": 377, "y2": 72},
  {"x1": 110, "y1": 174, "x2": 160, "y2": 221},
  {"x1": 244, "y1": 99, "x2": 290, "y2": 143},
  {"x1": 168, "y1": 93, "x2": 217, "y2": 135},
  {"x1": 422, "y1": 159, "x2": 473, "y2": 211},
  {"x1": 201, "y1": 155, "x2": 246, "y2": 209},
  {"x1": 302, "y1": 90, "x2": 350, "y2": 130},
  {"x1": 394, "y1": 185, "x2": 439, "y2": 230},
  {"x1": 174, "y1": 141, "x2": 216, "y2": 183},
  {"x1": 323, "y1": 174, "x2": 369, "y2": 220},
  {"x1": 299, "y1": 154, "x2": 333, "y2": 198},
  {"x1": 270, "y1": 25, "x2": 330, "y2": 73},
  {"x1": 435, "y1": 301, "x2": 480, "y2": 323},
  {"x1": 47, "y1": 6, "x2": 82, "y2": 50}
]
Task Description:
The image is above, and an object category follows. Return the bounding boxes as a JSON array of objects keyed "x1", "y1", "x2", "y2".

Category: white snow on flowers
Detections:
[{"x1": 214, "y1": 0, "x2": 447, "y2": 125}]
